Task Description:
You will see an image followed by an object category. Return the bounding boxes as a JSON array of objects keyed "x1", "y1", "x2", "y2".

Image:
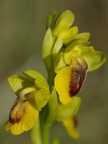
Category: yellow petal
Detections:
[
  {"x1": 5, "y1": 122, "x2": 24, "y2": 135},
  {"x1": 21, "y1": 102, "x2": 39, "y2": 131},
  {"x1": 54, "y1": 63, "x2": 86, "y2": 105},
  {"x1": 4, "y1": 121, "x2": 11, "y2": 131},
  {"x1": 54, "y1": 66, "x2": 73, "y2": 105},
  {"x1": 62, "y1": 118, "x2": 79, "y2": 139},
  {"x1": 5, "y1": 99, "x2": 39, "y2": 135}
]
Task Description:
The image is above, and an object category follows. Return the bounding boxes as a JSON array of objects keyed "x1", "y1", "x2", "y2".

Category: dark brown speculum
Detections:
[
  {"x1": 69, "y1": 59, "x2": 88, "y2": 97},
  {"x1": 9, "y1": 99, "x2": 26, "y2": 124}
]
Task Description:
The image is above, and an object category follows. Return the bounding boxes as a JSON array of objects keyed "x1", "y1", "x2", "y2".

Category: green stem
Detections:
[
  {"x1": 48, "y1": 62, "x2": 56, "y2": 90},
  {"x1": 31, "y1": 39, "x2": 56, "y2": 144},
  {"x1": 41, "y1": 124, "x2": 50, "y2": 144},
  {"x1": 39, "y1": 105, "x2": 50, "y2": 144},
  {"x1": 40, "y1": 65, "x2": 55, "y2": 144},
  {"x1": 41, "y1": 88, "x2": 58, "y2": 144},
  {"x1": 31, "y1": 118, "x2": 42, "y2": 144}
]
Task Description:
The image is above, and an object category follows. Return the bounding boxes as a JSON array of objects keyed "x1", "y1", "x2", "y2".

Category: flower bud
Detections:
[{"x1": 52, "y1": 10, "x2": 75, "y2": 37}]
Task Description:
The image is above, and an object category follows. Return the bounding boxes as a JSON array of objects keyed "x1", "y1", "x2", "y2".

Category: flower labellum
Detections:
[
  {"x1": 5, "y1": 97, "x2": 39, "y2": 135},
  {"x1": 54, "y1": 57, "x2": 88, "y2": 105}
]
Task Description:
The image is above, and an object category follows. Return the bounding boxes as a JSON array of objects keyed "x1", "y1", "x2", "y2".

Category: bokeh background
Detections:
[{"x1": 0, "y1": 0, "x2": 108, "y2": 144}]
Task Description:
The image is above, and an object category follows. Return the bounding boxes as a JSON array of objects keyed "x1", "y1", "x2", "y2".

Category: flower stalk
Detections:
[{"x1": 31, "y1": 118, "x2": 42, "y2": 144}]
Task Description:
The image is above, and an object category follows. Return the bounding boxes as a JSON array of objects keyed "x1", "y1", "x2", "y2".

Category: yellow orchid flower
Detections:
[
  {"x1": 4, "y1": 70, "x2": 50, "y2": 135},
  {"x1": 5, "y1": 98, "x2": 39, "y2": 135},
  {"x1": 62, "y1": 117, "x2": 79, "y2": 139},
  {"x1": 4, "y1": 87, "x2": 39, "y2": 135},
  {"x1": 54, "y1": 57, "x2": 88, "y2": 105}
]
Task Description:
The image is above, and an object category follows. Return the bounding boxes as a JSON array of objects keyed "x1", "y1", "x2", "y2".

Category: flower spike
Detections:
[{"x1": 4, "y1": 10, "x2": 106, "y2": 143}]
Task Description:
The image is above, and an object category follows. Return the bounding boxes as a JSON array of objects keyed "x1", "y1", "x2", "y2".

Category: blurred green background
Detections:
[{"x1": 0, "y1": 0, "x2": 108, "y2": 144}]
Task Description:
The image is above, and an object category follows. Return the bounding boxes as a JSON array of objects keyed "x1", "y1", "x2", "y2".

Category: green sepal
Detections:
[
  {"x1": 42, "y1": 28, "x2": 53, "y2": 70},
  {"x1": 81, "y1": 50, "x2": 106, "y2": 71},
  {"x1": 46, "y1": 11, "x2": 56, "y2": 29},
  {"x1": 80, "y1": 45, "x2": 95, "y2": 53},
  {"x1": 59, "y1": 26, "x2": 78, "y2": 44},
  {"x1": 54, "y1": 53, "x2": 66, "y2": 73},
  {"x1": 57, "y1": 96, "x2": 81, "y2": 121},
  {"x1": 80, "y1": 46, "x2": 106, "y2": 71},
  {"x1": 52, "y1": 10, "x2": 75, "y2": 37},
  {"x1": 34, "y1": 80, "x2": 49, "y2": 90},
  {"x1": 28, "y1": 89, "x2": 50, "y2": 111},
  {"x1": 71, "y1": 32, "x2": 90, "y2": 42},
  {"x1": 65, "y1": 38, "x2": 89, "y2": 53},
  {"x1": 23, "y1": 69, "x2": 49, "y2": 89},
  {"x1": 8, "y1": 75, "x2": 33, "y2": 95}
]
